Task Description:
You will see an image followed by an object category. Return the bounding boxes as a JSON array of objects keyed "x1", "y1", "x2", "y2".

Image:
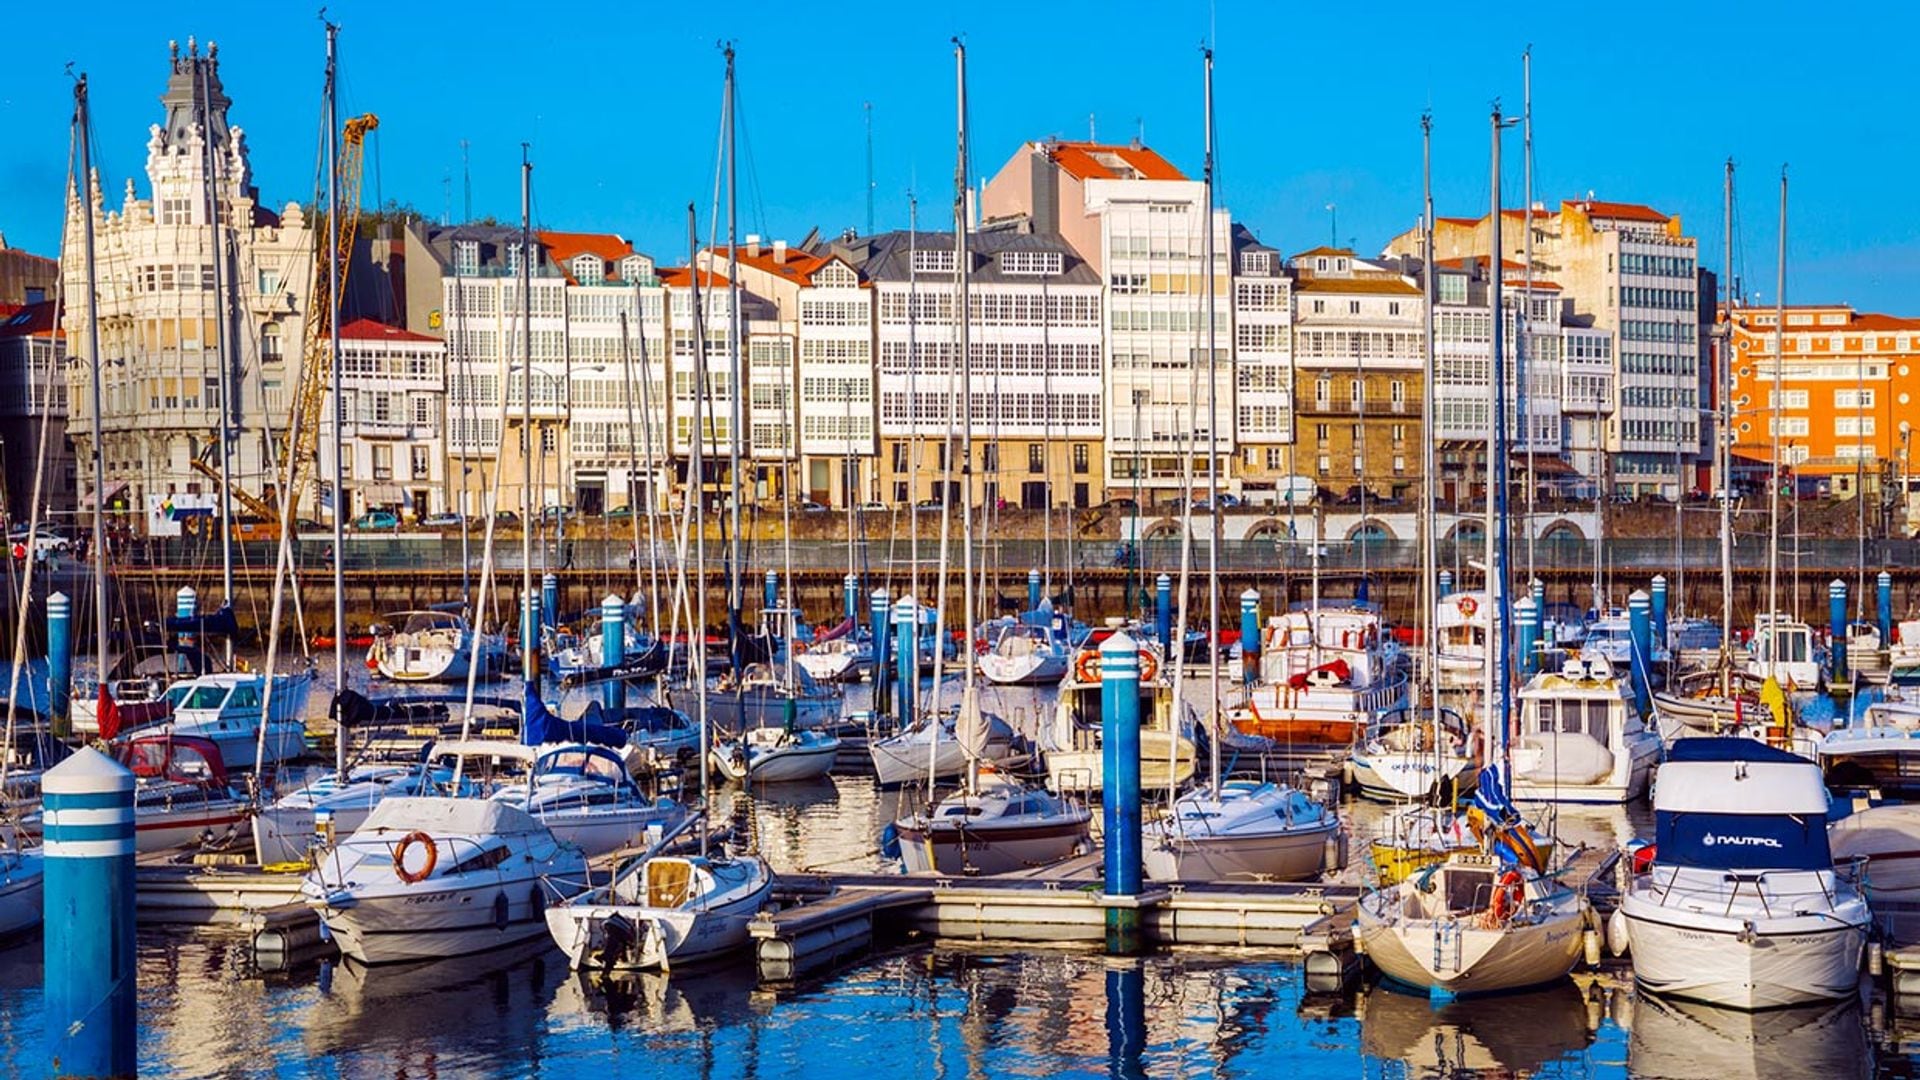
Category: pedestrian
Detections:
[{"x1": 628, "y1": 542, "x2": 638, "y2": 570}]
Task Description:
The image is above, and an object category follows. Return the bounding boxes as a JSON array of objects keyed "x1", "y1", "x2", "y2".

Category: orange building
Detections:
[{"x1": 1727, "y1": 304, "x2": 1920, "y2": 497}]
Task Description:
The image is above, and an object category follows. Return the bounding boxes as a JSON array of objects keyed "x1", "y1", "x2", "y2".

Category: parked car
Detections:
[
  {"x1": 351, "y1": 510, "x2": 400, "y2": 531},
  {"x1": 420, "y1": 512, "x2": 464, "y2": 528},
  {"x1": 6, "y1": 526, "x2": 70, "y2": 559},
  {"x1": 855, "y1": 501, "x2": 889, "y2": 513},
  {"x1": 537, "y1": 505, "x2": 573, "y2": 523},
  {"x1": 914, "y1": 498, "x2": 946, "y2": 512},
  {"x1": 493, "y1": 510, "x2": 521, "y2": 526},
  {"x1": 606, "y1": 505, "x2": 635, "y2": 520},
  {"x1": 795, "y1": 499, "x2": 830, "y2": 514},
  {"x1": 1097, "y1": 497, "x2": 1139, "y2": 511}
]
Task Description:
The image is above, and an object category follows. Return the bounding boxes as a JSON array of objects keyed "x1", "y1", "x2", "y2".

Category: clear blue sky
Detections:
[{"x1": 2, "y1": 0, "x2": 1911, "y2": 313}]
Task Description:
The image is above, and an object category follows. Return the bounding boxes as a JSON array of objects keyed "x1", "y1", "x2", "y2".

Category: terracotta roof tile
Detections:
[
  {"x1": 658, "y1": 267, "x2": 730, "y2": 289},
  {"x1": 1296, "y1": 276, "x2": 1421, "y2": 296},
  {"x1": 337, "y1": 317, "x2": 439, "y2": 343},
  {"x1": 1564, "y1": 199, "x2": 1669, "y2": 224},
  {"x1": 1045, "y1": 141, "x2": 1186, "y2": 182}
]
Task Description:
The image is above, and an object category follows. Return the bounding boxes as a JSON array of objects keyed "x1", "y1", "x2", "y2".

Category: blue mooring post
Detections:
[
  {"x1": 1830, "y1": 579, "x2": 1849, "y2": 682},
  {"x1": 601, "y1": 593, "x2": 626, "y2": 713},
  {"x1": 541, "y1": 573, "x2": 559, "y2": 632},
  {"x1": 764, "y1": 568, "x2": 779, "y2": 613},
  {"x1": 870, "y1": 587, "x2": 890, "y2": 716},
  {"x1": 1155, "y1": 574, "x2": 1172, "y2": 659},
  {"x1": 893, "y1": 596, "x2": 917, "y2": 722},
  {"x1": 174, "y1": 584, "x2": 197, "y2": 649},
  {"x1": 1028, "y1": 568, "x2": 1043, "y2": 612},
  {"x1": 1650, "y1": 575, "x2": 1670, "y2": 650},
  {"x1": 843, "y1": 573, "x2": 859, "y2": 627},
  {"x1": 1880, "y1": 571, "x2": 1895, "y2": 649},
  {"x1": 521, "y1": 592, "x2": 541, "y2": 679},
  {"x1": 1240, "y1": 589, "x2": 1260, "y2": 688},
  {"x1": 1515, "y1": 595, "x2": 1541, "y2": 678},
  {"x1": 1627, "y1": 589, "x2": 1652, "y2": 717},
  {"x1": 47, "y1": 591, "x2": 72, "y2": 727},
  {"x1": 1530, "y1": 578, "x2": 1547, "y2": 644},
  {"x1": 1438, "y1": 569, "x2": 1454, "y2": 599},
  {"x1": 43, "y1": 746, "x2": 137, "y2": 1077},
  {"x1": 1100, "y1": 630, "x2": 1143, "y2": 955}
]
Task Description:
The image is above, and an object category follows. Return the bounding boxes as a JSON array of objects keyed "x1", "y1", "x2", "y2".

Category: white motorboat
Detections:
[
  {"x1": 709, "y1": 726, "x2": 840, "y2": 783},
  {"x1": 1579, "y1": 609, "x2": 1668, "y2": 673},
  {"x1": 303, "y1": 796, "x2": 585, "y2": 964},
  {"x1": 706, "y1": 663, "x2": 840, "y2": 735},
  {"x1": 546, "y1": 848, "x2": 772, "y2": 971},
  {"x1": 1616, "y1": 737, "x2": 1869, "y2": 1009},
  {"x1": 1745, "y1": 613, "x2": 1823, "y2": 693},
  {"x1": 0, "y1": 844, "x2": 42, "y2": 938},
  {"x1": 1828, "y1": 802, "x2": 1920, "y2": 902},
  {"x1": 1043, "y1": 631, "x2": 1196, "y2": 795},
  {"x1": 1349, "y1": 706, "x2": 1478, "y2": 803},
  {"x1": 893, "y1": 771, "x2": 1091, "y2": 876},
  {"x1": 1509, "y1": 657, "x2": 1661, "y2": 804},
  {"x1": 486, "y1": 743, "x2": 686, "y2": 859},
  {"x1": 370, "y1": 610, "x2": 508, "y2": 684},
  {"x1": 154, "y1": 670, "x2": 314, "y2": 770},
  {"x1": 69, "y1": 644, "x2": 219, "y2": 738},
  {"x1": 1142, "y1": 779, "x2": 1341, "y2": 883},
  {"x1": 611, "y1": 703, "x2": 702, "y2": 767},
  {"x1": 252, "y1": 762, "x2": 478, "y2": 866},
  {"x1": 1817, "y1": 699, "x2": 1920, "y2": 795},
  {"x1": 793, "y1": 620, "x2": 871, "y2": 685},
  {"x1": 868, "y1": 709, "x2": 1027, "y2": 788},
  {"x1": 1433, "y1": 591, "x2": 1491, "y2": 692},
  {"x1": 1227, "y1": 607, "x2": 1407, "y2": 746}
]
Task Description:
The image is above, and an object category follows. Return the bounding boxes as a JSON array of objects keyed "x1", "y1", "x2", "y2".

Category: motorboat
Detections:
[
  {"x1": 1745, "y1": 613, "x2": 1823, "y2": 693},
  {"x1": 1348, "y1": 705, "x2": 1477, "y2": 803},
  {"x1": 1818, "y1": 699, "x2": 1920, "y2": 795},
  {"x1": 99, "y1": 734, "x2": 249, "y2": 853},
  {"x1": 1043, "y1": 629, "x2": 1196, "y2": 796},
  {"x1": 1843, "y1": 621, "x2": 1887, "y2": 684},
  {"x1": 1355, "y1": 846, "x2": 1588, "y2": 995},
  {"x1": 1227, "y1": 607, "x2": 1407, "y2": 746},
  {"x1": 546, "y1": 845, "x2": 772, "y2": 971},
  {"x1": 1509, "y1": 657, "x2": 1661, "y2": 803},
  {"x1": 979, "y1": 603, "x2": 1082, "y2": 686},
  {"x1": 484, "y1": 743, "x2": 686, "y2": 859},
  {"x1": 608, "y1": 703, "x2": 702, "y2": 767},
  {"x1": 867, "y1": 708, "x2": 1028, "y2": 788},
  {"x1": 303, "y1": 796, "x2": 585, "y2": 964},
  {"x1": 1432, "y1": 591, "x2": 1491, "y2": 692},
  {"x1": 793, "y1": 619, "x2": 871, "y2": 685},
  {"x1": 0, "y1": 841, "x2": 42, "y2": 938},
  {"x1": 153, "y1": 670, "x2": 314, "y2": 770},
  {"x1": 1828, "y1": 802, "x2": 1920, "y2": 903},
  {"x1": 69, "y1": 643, "x2": 218, "y2": 738},
  {"x1": 1615, "y1": 737, "x2": 1869, "y2": 1009},
  {"x1": 252, "y1": 761, "x2": 480, "y2": 866},
  {"x1": 370, "y1": 610, "x2": 508, "y2": 684},
  {"x1": 706, "y1": 664, "x2": 839, "y2": 735},
  {"x1": 1142, "y1": 779, "x2": 1341, "y2": 882},
  {"x1": 1580, "y1": 609, "x2": 1668, "y2": 675},
  {"x1": 1653, "y1": 666, "x2": 1771, "y2": 736},
  {"x1": 892, "y1": 771, "x2": 1091, "y2": 876},
  {"x1": 709, "y1": 726, "x2": 840, "y2": 784}
]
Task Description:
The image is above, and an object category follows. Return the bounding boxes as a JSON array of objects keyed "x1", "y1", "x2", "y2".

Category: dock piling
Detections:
[
  {"x1": 1100, "y1": 630, "x2": 1143, "y2": 955},
  {"x1": 47, "y1": 591, "x2": 71, "y2": 726},
  {"x1": 1831, "y1": 579, "x2": 1849, "y2": 682},
  {"x1": 43, "y1": 747, "x2": 137, "y2": 1078},
  {"x1": 601, "y1": 593, "x2": 625, "y2": 712},
  {"x1": 541, "y1": 573, "x2": 559, "y2": 632},
  {"x1": 1880, "y1": 570, "x2": 1895, "y2": 647},
  {"x1": 870, "y1": 587, "x2": 890, "y2": 717},
  {"x1": 1627, "y1": 590, "x2": 1652, "y2": 716},
  {"x1": 1155, "y1": 574, "x2": 1171, "y2": 658},
  {"x1": 893, "y1": 596, "x2": 916, "y2": 722},
  {"x1": 1240, "y1": 589, "x2": 1260, "y2": 687}
]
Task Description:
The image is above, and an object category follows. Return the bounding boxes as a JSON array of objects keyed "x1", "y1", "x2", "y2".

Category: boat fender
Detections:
[
  {"x1": 879, "y1": 822, "x2": 901, "y2": 861},
  {"x1": 1870, "y1": 940, "x2": 1885, "y2": 978},
  {"x1": 392, "y1": 831, "x2": 438, "y2": 884},
  {"x1": 1582, "y1": 928, "x2": 1601, "y2": 968},
  {"x1": 531, "y1": 884, "x2": 545, "y2": 914},
  {"x1": 1606, "y1": 908, "x2": 1630, "y2": 957},
  {"x1": 493, "y1": 892, "x2": 510, "y2": 931}
]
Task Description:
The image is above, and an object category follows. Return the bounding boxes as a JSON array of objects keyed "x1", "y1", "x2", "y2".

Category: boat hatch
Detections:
[{"x1": 645, "y1": 859, "x2": 696, "y2": 907}]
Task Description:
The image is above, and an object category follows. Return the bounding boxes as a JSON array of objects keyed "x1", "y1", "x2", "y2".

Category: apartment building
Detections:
[
  {"x1": 982, "y1": 140, "x2": 1232, "y2": 500},
  {"x1": 1728, "y1": 304, "x2": 1920, "y2": 498},
  {"x1": 328, "y1": 318, "x2": 445, "y2": 519},
  {"x1": 0, "y1": 301, "x2": 74, "y2": 522},
  {"x1": 61, "y1": 40, "x2": 314, "y2": 525},
  {"x1": 1231, "y1": 227, "x2": 1296, "y2": 495},
  {"x1": 833, "y1": 227, "x2": 1105, "y2": 509},
  {"x1": 1288, "y1": 248, "x2": 1424, "y2": 502}
]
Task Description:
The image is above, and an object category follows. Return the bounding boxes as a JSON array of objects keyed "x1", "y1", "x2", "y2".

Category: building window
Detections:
[
  {"x1": 1389, "y1": 302, "x2": 1401, "y2": 316},
  {"x1": 540, "y1": 425, "x2": 557, "y2": 452},
  {"x1": 572, "y1": 253, "x2": 604, "y2": 286},
  {"x1": 257, "y1": 268, "x2": 281, "y2": 296},
  {"x1": 1311, "y1": 300, "x2": 1326, "y2": 314},
  {"x1": 1315, "y1": 379, "x2": 1330, "y2": 407},
  {"x1": 159, "y1": 198, "x2": 190, "y2": 226},
  {"x1": 1027, "y1": 444, "x2": 1045, "y2": 474},
  {"x1": 1393, "y1": 455, "x2": 1406, "y2": 474},
  {"x1": 912, "y1": 249, "x2": 956, "y2": 274},
  {"x1": 1266, "y1": 447, "x2": 1284, "y2": 470},
  {"x1": 371, "y1": 445, "x2": 393, "y2": 481},
  {"x1": 999, "y1": 250, "x2": 1063, "y2": 276},
  {"x1": 507, "y1": 243, "x2": 523, "y2": 274},
  {"x1": 411, "y1": 445, "x2": 430, "y2": 479},
  {"x1": 1391, "y1": 380, "x2": 1405, "y2": 409},
  {"x1": 1314, "y1": 423, "x2": 1329, "y2": 441},
  {"x1": 1349, "y1": 301, "x2": 1361, "y2": 315},
  {"x1": 891, "y1": 443, "x2": 909, "y2": 472},
  {"x1": 1316, "y1": 454, "x2": 1330, "y2": 476},
  {"x1": 981, "y1": 443, "x2": 999, "y2": 471},
  {"x1": 261, "y1": 322, "x2": 283, "y2": 363},
  {"x1": 1391, "y1": 424, "x2": 1406, "y2": 444},
  {"x1": 1073, "y1": 444, "x2": 1089, "y2": 474},
  {"x1": 1351, "y1": 455, "x2": 1364, "y2": 475},
  {"x1": 454, "y1": 241, "x2": 480, "y2": 277},
  {"x1": 412, "y1": 395, "x2": 432, "y2": 427}
]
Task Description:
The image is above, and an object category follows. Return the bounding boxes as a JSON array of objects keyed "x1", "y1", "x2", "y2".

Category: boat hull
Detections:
[
  {"x1": 1620, "y1": 901, "x2": 1867, "y2": 1009},
  {"x1": 896, "y1": 816, "x2": 1090, "y2": 876},
  {"x1": 1356, "y1": 894, "x2": 1586, "y2": 994},
  {"x1": 711, "y1": 742, "x2": 839, "y2": 784},
  {"x1": 1350, "y1": 752, "x2": 1475, "y2": 803},
  {"x1": 0, "y1": 855, "x2": 43, "y2": 938},
  {"x1": 252, "y1": 801, "x2": 384, "y2": 866},
  {"x1": 1143, "y1": 818, "x2": 1336, "y2": 883},
  {"x1": 705, "y1": 694, "x2": 838, "y2": 736},
  {"x1": 315, "y1": 877, "x2": 556, "y2": 964},
  {"x1": 1045, "y1": 731, "x2": 1195, "y2": 796},
  {"x1": 980, "y1": 651, "x2": 1069, "y2": 686},
  {"x1": 547, "y1": 877, "x2": 773, "y2": 971},
  {"x1": 1509, "y1": 741, "x2": 1660, "y2": 804}
]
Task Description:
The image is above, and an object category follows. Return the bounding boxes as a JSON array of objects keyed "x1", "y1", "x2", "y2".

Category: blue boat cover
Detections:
[
  {"x1": 521, "y1": 684, "x2": 626, "y2": 749},
  {"x1": 1654, "y1": 808, "x2": 1832, "y2": 872},
  {"x1": 1665, "y1": 738, "x2": 1807, "y2": 766}
]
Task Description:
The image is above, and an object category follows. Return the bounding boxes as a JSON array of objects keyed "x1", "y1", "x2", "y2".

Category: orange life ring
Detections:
[
  {"x1": 1075, "y1": 648, "x2": 1159, "y2": 684},
  {"x1": 1457, "y1": 596, "x2": 1479, "y2": 618},
  {"x1": 1137, "y1": 649, "x2": 1159, "y2": 683},
  {"x1": 1487, "y1": 869, "x2": 1525, "y2": 924},
  {"x1": 393, "y1": 831, "x2": 438, "y2": 884}
]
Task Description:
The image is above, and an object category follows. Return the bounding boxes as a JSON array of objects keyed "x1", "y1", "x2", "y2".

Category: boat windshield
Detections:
[
  {"x1": 402, "y1": 612, "x2": 460, "y2": 633},
  {"x1": 182, "y1": 684, "x2": 231, "y2": 710}
]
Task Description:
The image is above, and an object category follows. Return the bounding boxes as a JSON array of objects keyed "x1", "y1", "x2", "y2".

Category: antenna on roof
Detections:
[
  {"x1": 460, "y1": 139, "x2": 471, "y2": 224},
  {"x1": 864, "y1": 102, "x2": 875, "y2": 236},
  {"x1": 1134, "y1": 117, "x2": 1143, "y2": 147}
]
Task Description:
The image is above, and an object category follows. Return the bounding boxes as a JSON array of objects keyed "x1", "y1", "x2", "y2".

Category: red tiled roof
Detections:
[
  {"x1": 1850, "y1": 313, "x2": 1920, "y2": 331},
  {"x1": 658, "y1": 267, "x2": 730, "y2": 289},
  {"x1": 1296, "y1": 276, "x2": 1421, "y2": 296},
  {"x1": 537, "y1": 230, "x2": 637, "y2": 285},
  {"x1": 337, "y1": 317, "x2": 439, "y2": 343},
  {"x1": 0, "y1": 300, "x2": 61, "y2": 339},
  {"x1": 1505, "y1": 278, "x2": 1562, "y2": 290},
  {"x1": 1045, "y1": 141, "x2": 1186, "y2": 182},
  {"x1": 1564, "y1": 199, "x2": 1669, "y2": 224},
  {"x1": 1436, "y1": 217, "x2": 1478, "y2": 226},
  {"x1": 707, "y1": 244, "x2": 863, "y2": 288},
  {"x1": 1293, "y1": 246, "x2": 1356, "y2": 259},
  {"x1": 1436, "y1": 257, "x2": 1525, "y2": 271}
]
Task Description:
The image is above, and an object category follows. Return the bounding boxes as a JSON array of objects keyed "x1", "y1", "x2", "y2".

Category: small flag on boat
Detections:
[{"x1": 97, "y1": 683, "x2": 122, "y2": 742}]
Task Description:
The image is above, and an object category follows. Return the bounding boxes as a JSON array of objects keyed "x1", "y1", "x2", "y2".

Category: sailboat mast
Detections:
[
  {"x1": 1719, "y1": 160, "x2": 1735, "y2": 659},
  {"x1": 687, "y1": 204, "x2": 711, "y2": 855},
  {"x1": 197, "y1": 58, "x2": 235, "y2": 657},
  {"x1": 1202, "y1": 46, "x2": 1222, "y2": 795},
  {"x1": 518, "y1": 146, "x2": 535, "y2": 683},
  {"x1": 1488, "y1": 106, "x2": 1513, "y2": 758},
  {"x1": 954, "y1": 38, "x2": 977, "y2": 710},
  {"x1": 76, "y1": 76, "x2": 109, "y2": 707},
  {"x1": 907, "y1": 197, "x2": 921, "y2": 601},
  {"x1": 1520, "y1": 48, "x2": 1535, "y2": 585},
  {"x1": 724, "y1": 45, "x2": 745, "y2": 676},
  {"x1": 1421, "y1": 113, "x2": 1439, "y2": 719},
  {"x1": 326, "y1": 25, "x2": 350, "y2": 776},
  {"x1": 1767, "y1": 167, "x2": 1786, "y2": 672}
]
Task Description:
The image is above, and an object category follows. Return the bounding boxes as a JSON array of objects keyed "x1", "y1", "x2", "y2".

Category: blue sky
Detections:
[{"x1": 2, "y1": 0, "x2": 1911, "y2": 312}]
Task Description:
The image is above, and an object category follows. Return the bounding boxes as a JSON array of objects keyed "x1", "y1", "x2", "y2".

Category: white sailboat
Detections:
[
  {"x1": 252, "y1": 760, "x2": 476, "y2": 865},
  {"x1": 867, "y1": 707, "x2": 1027, "y2": 788},
  {"x1": 709, "y1": 725, "x2": 840, "y2": 784},
  {"x1": 894, "y1": 768, "x2": 1091, "y2": 875},
  {"x1": 370, "y1": 609, "x2": 508, "y2": 683},
  {"x1": 1044, "y1": 631, "x2": 1194, "y2": 795},
  {"x1": 486, "y1": 742, "x2": 686, "y2": 858}
]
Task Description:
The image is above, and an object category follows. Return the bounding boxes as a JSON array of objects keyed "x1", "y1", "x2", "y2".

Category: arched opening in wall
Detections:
[
  {"x1": 1447, "y1": 521, "x2": 1485, "y2": 545},
  {"x1": 1142, "y1": 520, "x2": 1184, "y2": 542},
  {"x1": 1347, "y1": 519, "x2": 1394, "y2": 543},
  {"x1": 1541, "y1": 521, "x2": 1586, "y2": 547},
  {"x1": 1244, "y1": 518, "x2": 1287, "y2": 544}
]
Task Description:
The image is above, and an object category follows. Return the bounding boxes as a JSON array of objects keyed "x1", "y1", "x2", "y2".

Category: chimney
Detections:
[
  {"x1": 773, "y1": 239, "x2": 787, "y2": 265},
  {"x1": 747, "y1": 234, "x2": 761, "y2": 258}
]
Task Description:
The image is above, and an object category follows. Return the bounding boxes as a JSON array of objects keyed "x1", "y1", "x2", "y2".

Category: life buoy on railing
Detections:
[
  {"x1": 393, "y1": 831, "x2": 438, "y2": 884},
  {"x1": 1073, "y1": 649, "x2": 1160, "y2": 685},
  {"x1": 1457, "y1": 596, "x2": 1479, "y2": 618},
  {"x1": 1485, "y1": 869, "x2": 1525, "y2": 925}
]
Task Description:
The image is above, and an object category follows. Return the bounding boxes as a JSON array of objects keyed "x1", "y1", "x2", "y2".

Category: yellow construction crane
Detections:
[{"x1": 279, "y1": 111, "x2": 379, "y2": 521}]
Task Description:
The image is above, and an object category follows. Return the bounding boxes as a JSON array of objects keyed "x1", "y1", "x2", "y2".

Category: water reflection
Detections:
[
  {"x1": 1358, "y1": 980, "x2": 1598, "y2": 1076},
  {"x1": 1626, "y1": 991, "x2": 1872, "y2": 1080}
]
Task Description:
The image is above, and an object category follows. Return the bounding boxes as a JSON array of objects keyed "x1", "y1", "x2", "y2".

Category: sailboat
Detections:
[
  {"x1": 369, "y1": 608, "x2": 508, "y2": 683},
  {"x1": 1144, "y1": 53, "x2": 1342, "y2": 885},
  {"x1": 1356, "y1": 107, "x2": 1590, "y2": 996},
  {"x1": 978, "y1": 600, "x2": 1081, "y2": 686}
]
